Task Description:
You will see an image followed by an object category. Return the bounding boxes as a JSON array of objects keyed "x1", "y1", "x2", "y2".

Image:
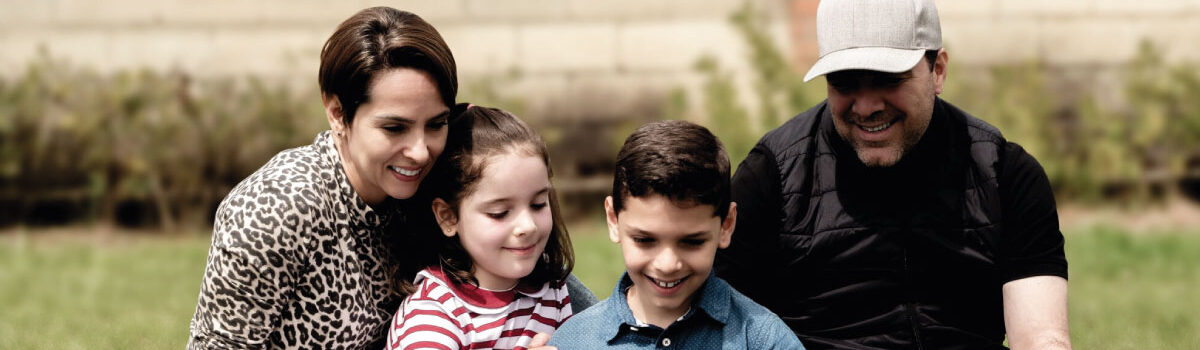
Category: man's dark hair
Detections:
[
  {"x1": 924, "y1": 49, "x2": 938, "y2": 71},
  {"x1": 610, "y1": 120, "x2": 732, "y2": 219}
]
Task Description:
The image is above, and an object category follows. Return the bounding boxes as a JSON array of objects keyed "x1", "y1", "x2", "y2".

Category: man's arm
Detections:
[
  {"x1": 997, "y1": 143, "x2": 1071, "y2": 350},
  {"x1": 1002, "y1": 275, "x2": 1071, "y2": 350}
]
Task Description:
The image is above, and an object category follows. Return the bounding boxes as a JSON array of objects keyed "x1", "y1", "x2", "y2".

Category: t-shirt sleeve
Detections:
[
  {"x1": 555, "y1": 279, "x2": 575, "y2": 325},
  {"x1": 998, "y1": 142, "x2": 1069, "y2": 282},
  {"x1": 386, "y1": 282, "x2": 468, "y2": 350},
  {"x1": 187, "y1": 184, "x2": 303, "y2": 349},
  {"x1": 716, "y1": 144, "x2": 786, "y2": 304}
]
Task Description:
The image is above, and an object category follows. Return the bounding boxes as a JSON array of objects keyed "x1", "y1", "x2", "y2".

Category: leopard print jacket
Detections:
[{"x1": 188, "y1": 131, "x2": 404, "y2": 349}]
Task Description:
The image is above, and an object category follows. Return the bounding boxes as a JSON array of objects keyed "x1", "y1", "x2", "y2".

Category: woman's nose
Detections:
[{"x1": 402, "y1": 133, "x2": 429, "y2": 164}]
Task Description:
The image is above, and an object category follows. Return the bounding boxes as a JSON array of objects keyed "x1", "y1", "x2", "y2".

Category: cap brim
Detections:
[{"x1": 803, "y1": 47, "x2": 927, "y2": 82}]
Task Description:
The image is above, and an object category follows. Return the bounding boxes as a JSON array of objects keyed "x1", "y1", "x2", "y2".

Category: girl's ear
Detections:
[{"x1": 431, "y1": 198, "x2": 459, "y2": 237}]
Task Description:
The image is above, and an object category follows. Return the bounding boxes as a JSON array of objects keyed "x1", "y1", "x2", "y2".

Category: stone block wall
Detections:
[{"x1": 0, "y1": 0, "x2": 789, "y2": 122}]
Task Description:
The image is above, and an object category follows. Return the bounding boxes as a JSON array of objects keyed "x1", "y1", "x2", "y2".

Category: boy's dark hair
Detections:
[
  {"x1": 414, "y1": 105, "x2": 573, "y2": 292},
  {"x1": 611, "y1": 120, "x2": 732, "y2": 219}
]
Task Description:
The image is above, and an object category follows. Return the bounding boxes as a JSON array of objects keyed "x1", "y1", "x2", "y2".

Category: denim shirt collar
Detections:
[{"x1": 601, "y1": 271, "x2": 731, "y2": 342}]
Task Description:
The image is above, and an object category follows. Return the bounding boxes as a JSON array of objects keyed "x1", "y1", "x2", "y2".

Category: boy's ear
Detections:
[
  {"x1": 718, "y1": 202, "x2": 737, "y2": 249},
  {"x1": 604, "y1": 196, "x2": 621, "y2": 244},
  {"x1": 431, "y1": 198, "x2": 458, "y2": 237}
]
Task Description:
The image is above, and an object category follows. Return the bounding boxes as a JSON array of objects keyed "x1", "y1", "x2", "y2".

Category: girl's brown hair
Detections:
[{"x1": 421, "y1": 106, "x2": 574, "y2": 290}]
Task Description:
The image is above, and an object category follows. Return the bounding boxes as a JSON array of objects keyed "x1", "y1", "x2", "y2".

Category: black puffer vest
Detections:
[{"x1": 761, "y1": 98, "x2": 1009, "y2": 349}]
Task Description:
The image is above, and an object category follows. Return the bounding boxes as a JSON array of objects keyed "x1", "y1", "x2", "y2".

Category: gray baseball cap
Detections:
[{"x1": 803, "y1": 0, "x2": 942, "y2": 82}]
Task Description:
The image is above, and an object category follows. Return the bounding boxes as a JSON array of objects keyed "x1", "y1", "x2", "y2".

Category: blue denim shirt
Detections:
[{"x1": 549, "y1": 272, "x2": 804, "y2": 349}]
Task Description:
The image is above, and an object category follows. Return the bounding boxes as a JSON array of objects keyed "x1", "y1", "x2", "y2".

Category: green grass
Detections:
[
  {"x1": 0, "y1": 231, "x2": 211, "y2": 349},
  {"x1": 1, "y1": 225, "x2": 1198, "y2": 349},
  {"x1": 1066, "y1": 226, "x2": 1200, "y2": 349},
  {"x1": 567, "y1": 218, "x2": 625, "y2": 299}
]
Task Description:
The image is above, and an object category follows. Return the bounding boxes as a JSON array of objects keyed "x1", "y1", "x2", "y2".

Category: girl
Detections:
[{"x1": 386, "y1": 106, "x2": 575, "y2": 349}]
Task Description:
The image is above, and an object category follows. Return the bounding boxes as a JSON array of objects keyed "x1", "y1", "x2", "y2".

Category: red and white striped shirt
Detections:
[{"x1": 386, "y1": 267, "x2": 573, "y2": 350}]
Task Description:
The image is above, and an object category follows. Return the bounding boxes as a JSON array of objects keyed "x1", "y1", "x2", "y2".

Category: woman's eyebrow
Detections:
[{"x1": 373, "y1": 114, "x2": 415, "y2": 124}]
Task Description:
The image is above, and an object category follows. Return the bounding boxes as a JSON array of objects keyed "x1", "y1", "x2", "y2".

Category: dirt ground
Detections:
[{"x1": 1058, "y1": 198, "x2": 1200, "y2": 234}]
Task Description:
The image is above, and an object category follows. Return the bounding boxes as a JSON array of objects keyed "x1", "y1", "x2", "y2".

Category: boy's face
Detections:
[{"x1": 604, "y1": 193, "x2": 736, "y2": 325}]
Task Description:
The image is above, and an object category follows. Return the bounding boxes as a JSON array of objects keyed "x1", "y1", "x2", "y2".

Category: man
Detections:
[{"x1": 713, "y1": 1, "x2": 1072, "y2": 349}]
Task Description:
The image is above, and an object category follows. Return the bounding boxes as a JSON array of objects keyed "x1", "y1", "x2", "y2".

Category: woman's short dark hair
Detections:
[
  {"x1": 319, "y1": 7, "x2": 457, "y2": 124},
  {"x1": 422, "y1": 106, "x2": 574, "y2": 290},
  {"x1": 610, "y1": 120, "x2": 732, "y2": 220}
]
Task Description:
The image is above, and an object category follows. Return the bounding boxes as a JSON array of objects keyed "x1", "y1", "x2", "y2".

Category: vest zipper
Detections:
[{"x1": 902, "y1": 242, "x2": 926, "y2": 350}]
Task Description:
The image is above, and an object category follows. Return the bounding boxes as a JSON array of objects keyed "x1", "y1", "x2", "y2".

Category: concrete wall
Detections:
[{"x1": 0, "y1": 0, "x2": 791, "y2": 123}]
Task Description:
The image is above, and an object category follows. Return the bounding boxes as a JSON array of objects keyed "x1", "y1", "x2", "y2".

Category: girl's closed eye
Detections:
[{"x1": 486, "y1": 210, "x2": 509, "y2": 219}]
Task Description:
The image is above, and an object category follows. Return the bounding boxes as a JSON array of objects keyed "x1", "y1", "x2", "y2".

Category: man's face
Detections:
[
  {"x1": 825, "y1": 50, "x2": 947, "y2": 167},
  {"x1": 604, "y1": 194, "x2": 735, "y2": 326}
]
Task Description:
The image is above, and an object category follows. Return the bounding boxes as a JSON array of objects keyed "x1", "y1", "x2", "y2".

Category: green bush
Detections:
[
  {"x1": 689, "y1": 4, "x2": 824, "y2": 167},
  {"x1": 0, "y1": 51, "x2": 326, "y2": 228}
]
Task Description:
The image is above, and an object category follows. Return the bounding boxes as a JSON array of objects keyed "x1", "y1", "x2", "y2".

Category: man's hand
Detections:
[
  {"x1": 1003, "y1": 275, "x2": 1072, "y2": 350},
  {"x1": 527, "y1": 332, "x2": 557, "y2": 350}
]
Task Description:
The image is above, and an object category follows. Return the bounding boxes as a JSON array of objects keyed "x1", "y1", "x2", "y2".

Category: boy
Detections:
[{"x1": 549, "y1": 120, "x2": 803, "y2": 349}]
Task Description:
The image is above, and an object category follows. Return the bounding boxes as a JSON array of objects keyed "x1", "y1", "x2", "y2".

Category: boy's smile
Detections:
[{"x1": 605, "y1": 193, "x2": 736, "y2": 327}]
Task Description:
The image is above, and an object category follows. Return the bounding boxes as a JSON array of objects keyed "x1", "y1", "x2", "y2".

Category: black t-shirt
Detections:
[{"x1": 995, "y1": 141, "x2": 1069, "y2": 282}]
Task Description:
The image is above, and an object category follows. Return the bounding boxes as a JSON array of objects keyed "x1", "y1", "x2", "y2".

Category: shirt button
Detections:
[
  {"x1": 629, "y1": 326, "x2": 638, "y2": 331},
  {"x1": 662, "y1": 338, "x2": 671, "y2": 346}
]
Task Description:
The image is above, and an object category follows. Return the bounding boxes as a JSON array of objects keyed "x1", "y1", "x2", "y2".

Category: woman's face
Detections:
[{"x1": 328, "y1": 68, "x2": 450, "y2": 205}]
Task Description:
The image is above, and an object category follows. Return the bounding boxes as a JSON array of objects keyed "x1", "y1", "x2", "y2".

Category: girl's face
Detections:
[
  {"x1": 326, "y1": 68, "x2": 450, "y2": 205},
  {"x1": 434, "y1": 150, "x2": 554, "y2": 290}
]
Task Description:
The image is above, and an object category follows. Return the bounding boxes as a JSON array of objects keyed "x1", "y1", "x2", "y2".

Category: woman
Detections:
[{"x1": 187, "y1": 8, "x2": 594, "y2": 349}]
